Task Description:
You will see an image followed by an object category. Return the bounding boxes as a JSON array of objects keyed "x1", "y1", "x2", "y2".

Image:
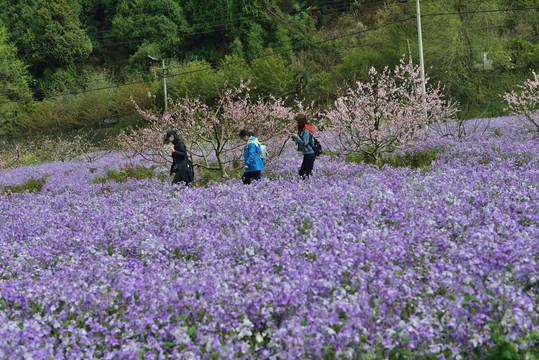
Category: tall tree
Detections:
[
  {"x1": 357, "y1": 0, "x2": 523, "y2": 115},
  {"x1": 0, "y1": 25, "x2": 33, "y2": 133},
  {"x1": 0, "y1": 0, "x2": 92, "y2": 86},
  {"x1": 112, "y1": 0, "x2": 188, "y2": 61},
  {"x1": 78, "y1": 0, "x2": 119, "y2": 32},
  {"x1": 180, "y1": 0, "x2": 234, "y2": 62}
]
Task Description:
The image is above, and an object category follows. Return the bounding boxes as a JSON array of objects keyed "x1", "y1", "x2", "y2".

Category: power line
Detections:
[
  {"x1": 10, "y1": 1, "x2": 383, "y2": 56},
  {"x1": 7, "y1": 2, "x2": 531, "y2": 56},
  {"x1": 1, "y1": 5, "x2": 538, "y2": 106},
  {"x1": 0, "y1": 14, "x2": 415, "y2": 106},
  {"x1": 423, "y1": 6, "x2": 539, "y2": 18},
  {"x1": 82, "y1": 0, "x2": 368, "y2": 36},
  {"x1": 38, "y1": 1, "x2": 371, "y2": 87}
]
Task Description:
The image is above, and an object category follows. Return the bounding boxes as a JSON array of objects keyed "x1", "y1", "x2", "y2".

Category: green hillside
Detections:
[{"x1": 0, "y1": 0, "x2": 538, "y2": 135}]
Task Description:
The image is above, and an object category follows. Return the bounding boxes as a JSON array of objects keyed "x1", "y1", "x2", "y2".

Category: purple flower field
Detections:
[{"x1": 1, "y1": 120, "x2": 538, "y2": 359}]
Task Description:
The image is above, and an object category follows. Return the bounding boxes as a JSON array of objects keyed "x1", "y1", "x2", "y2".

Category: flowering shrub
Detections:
[
  {"x1": 0, "y1": 120, "x2": 538, "y2": 359},
  {"x1": 502, "y1": 70, "x2": 539, "y2": 133},
  {"x1": 323, "y1": 59, "x2": 458, "y2": 164},
  {"x1": 120, "y1": 79, "x2": 295, "y2": 178}
]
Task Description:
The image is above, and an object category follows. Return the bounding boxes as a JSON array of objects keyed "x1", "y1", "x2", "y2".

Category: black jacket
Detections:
[{"x1": 170, "y1": 140, "x2": 194, "y2": 183}]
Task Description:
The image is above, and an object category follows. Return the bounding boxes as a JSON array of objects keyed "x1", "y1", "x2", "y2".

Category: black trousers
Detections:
[
  {"x1": 299, "y1": 154, "x2": 316, "y2": 178},
  {"x1": 242, "y1": 170, "x2": 261, "y2": 184}
]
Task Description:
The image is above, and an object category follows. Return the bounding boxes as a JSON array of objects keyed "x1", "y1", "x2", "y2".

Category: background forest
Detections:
[{"x1": 0, "y1": 0, "x2": 538, "y2": 137}]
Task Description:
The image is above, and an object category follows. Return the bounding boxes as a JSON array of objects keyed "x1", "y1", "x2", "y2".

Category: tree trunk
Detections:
[
  {"x1": 374, "y1": 147, "x2": 381, "y2": 167},
  {"x1": 216, "y1": 151, "x2": 228, "y2": 179}
]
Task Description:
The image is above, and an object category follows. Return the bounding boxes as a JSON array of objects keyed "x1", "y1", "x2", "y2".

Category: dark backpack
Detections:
[{"x1": 312, "y1": 136, "x2": 322, "y2": 157}]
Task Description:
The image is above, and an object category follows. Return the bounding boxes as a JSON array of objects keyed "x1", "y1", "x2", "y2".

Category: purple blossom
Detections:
[{"x1": 0, "y1": 119, "x2": 538, "y2": 359}]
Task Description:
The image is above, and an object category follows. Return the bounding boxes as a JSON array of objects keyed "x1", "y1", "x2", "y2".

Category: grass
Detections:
[
  {"x1": 194, "y1": 167, "x2": 244, "y2": 186},
  {"x1": 345, "y1": 148, "x2": 441, "y2": 169},
  {"x1": 92, "y1": 166, "x2": 158, "y2": 184},
  {"x1": 2, "y1": 176, "x2": 49, "y2": 194}
]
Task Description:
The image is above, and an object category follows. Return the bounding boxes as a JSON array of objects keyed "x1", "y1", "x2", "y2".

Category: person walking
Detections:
[
  {"x1": 164, "y1": 129, "x2": 194, "y2": 186},
  {"x1": 239, "y1": 129, "x2": 264, "y2": 184},
  {"x1": 291, "y1": 114, "x2": 316, "y2": 179}
]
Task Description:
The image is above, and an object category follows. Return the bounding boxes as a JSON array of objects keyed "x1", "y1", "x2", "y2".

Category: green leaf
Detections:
[{"x1": 402, "y1": 335, "x2": 411, "y2": 343}]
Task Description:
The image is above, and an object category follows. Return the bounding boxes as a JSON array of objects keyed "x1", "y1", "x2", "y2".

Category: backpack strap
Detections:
[
  {"x1": 247, "y1": 138, "x2": 261, "y2": 154},
  {"x1": 303, "y1": 129, "x2": 314, "y2": 148}
]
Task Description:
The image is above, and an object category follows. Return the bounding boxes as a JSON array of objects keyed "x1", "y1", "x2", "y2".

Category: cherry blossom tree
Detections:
[
  {"x1": 118, "y1": 108, "x2": 176, "y2": 166},
  {"x1": 502, "y1": 70, "x2": 539, "y2": 133},
  {"x1": 119, "y1": 79, "x2": 295, "y2": 178},
  {"x1": 323, "y1": 59, "x2": 458, "y2": 164}
]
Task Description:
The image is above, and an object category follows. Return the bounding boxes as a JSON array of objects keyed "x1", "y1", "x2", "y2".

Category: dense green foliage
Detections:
[
  {"x1": 0, "y1": 0, "x2": 93, "y2": 97},
  {"x1": 0, "y1": 25, "x2": 33, "y2": 133},
  {"x1": 0, "y1": 0, "x2": 538, "y2": 135}
]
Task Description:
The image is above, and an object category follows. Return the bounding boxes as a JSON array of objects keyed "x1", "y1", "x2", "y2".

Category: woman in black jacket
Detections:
[{"x1": 164, "y1": 129, "x2": 194, "y2": 186}]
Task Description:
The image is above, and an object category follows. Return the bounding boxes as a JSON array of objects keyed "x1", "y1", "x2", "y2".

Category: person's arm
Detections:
[{"x1": 294, "y1": 130, "x2": 310, "y2": 147}]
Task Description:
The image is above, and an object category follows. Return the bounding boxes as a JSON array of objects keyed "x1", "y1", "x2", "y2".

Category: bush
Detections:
[
  {"x1": 2, "y1": 177, "x2": 48, "y2": 194},
  {"x1": 216, "y1": 54, "x2": 253, "y2": 90},
  {"x1": 76, "y1": 92, "x2": 113, "y2": 128},
  {"x1": 250, "y1": 49, "x2": 296, "y2": 98},
  {"x1": 336, "y1": 47, "x2": 398, "y2": 83},
  {"x1": 38, "y1": 66, "x2": 79, "y2": 97},
  {"x1": 193, "y1": 167, "x2": 243, "y2": 187},
  {"x1": 306, "y1": 72, "x2": 336, "y2": 106},
  {"x1": 17, "y1": 69, "x2": 153, "y2": 134},
  {"x1": 345, "y1": 147, "x2": 441, "y2": 169},
  {"x1": 111, "y1": 82, "x2": 156, "y2": 121},
  {"x1": 18, "y1": 96, "x2": 80, "y2": 132},
  {"x1": 165, "y1": 59, "x2": 219, "y2": 104},
  {"x1": 92, "y1": 165, "x2": 158, "y2": 184},
  {"x1": 74, "y1": 69, "x2": 117, "y2": 128}
]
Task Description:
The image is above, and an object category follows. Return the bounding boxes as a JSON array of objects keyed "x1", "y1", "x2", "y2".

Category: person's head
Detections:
[
  {"x1": 295, "y1": 114, "x2": 308, "y2": 134},
  {"x1": 164, "y1": 129, "x2": 179, "y2": 144},
  {"x1": 239, "y1": 129, "x2": 253, "y2": 142}
]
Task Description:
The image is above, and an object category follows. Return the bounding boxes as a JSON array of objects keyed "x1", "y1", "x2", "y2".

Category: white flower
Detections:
[{"x1": 237, "y1": 317, "x2": 254, "y2": 340}]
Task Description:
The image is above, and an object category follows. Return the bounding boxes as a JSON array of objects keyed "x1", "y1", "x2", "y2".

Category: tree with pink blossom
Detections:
[
  {"x1": 323, "y1": 59, "x2": 458, "y2": 165},
  {"x1": 119, "y1": 79, "x2": 295, "y2": 178},
  {"x1": 502, "y1": 70, "x2": 539, "y2": 133}
]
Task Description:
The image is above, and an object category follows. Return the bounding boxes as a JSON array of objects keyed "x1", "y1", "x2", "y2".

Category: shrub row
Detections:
[{"x1": 13, "y1": 82, "x2": 156, "y2": 134}]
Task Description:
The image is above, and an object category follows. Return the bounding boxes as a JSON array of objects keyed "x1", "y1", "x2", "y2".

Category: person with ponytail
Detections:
[{"x1": 290, "y1": 114, "x2": 316, "y2": 179}]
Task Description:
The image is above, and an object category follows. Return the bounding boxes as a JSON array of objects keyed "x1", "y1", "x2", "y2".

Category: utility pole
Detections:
[
  {"x1": 416, "y1": 0, "x2": 426, "y2": 98},
  {"x1": 148, "y1": 55, "x2": 168, "y2": 113},
  {"x1": 406, "y1": 39, "x2": 412, "y2": 63},
  {"x1": 398, "y1": 0, "x2": 426, "y2": 98},
  {"x1": 162, "y1": 59, "x2": 168, "y2": 113}
]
